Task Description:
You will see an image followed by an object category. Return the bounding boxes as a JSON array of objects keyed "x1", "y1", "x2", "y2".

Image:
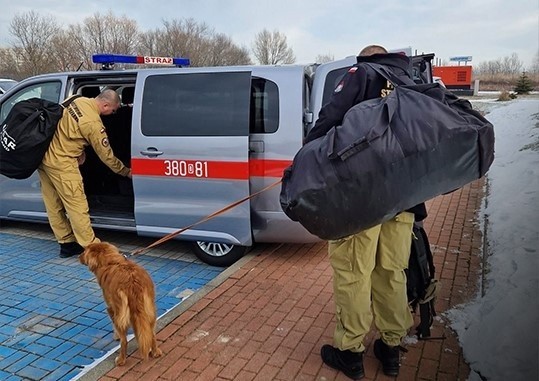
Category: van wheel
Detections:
[{"x1": 191, "y1": 241, "x2": 249, "y2": 267}]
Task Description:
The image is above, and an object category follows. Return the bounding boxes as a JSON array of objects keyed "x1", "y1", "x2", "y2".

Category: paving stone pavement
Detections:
[
  {"x1": 67, "y1": 178, "x2": 484, "y2": 381},
  {"x1": 0, "y1": 225, "x2": 226, "y2": 381}
]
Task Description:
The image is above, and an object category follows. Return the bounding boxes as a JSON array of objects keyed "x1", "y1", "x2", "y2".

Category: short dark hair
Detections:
[
  {"x1": 96, "y1": 89, "x2": 120, "y2": 106},
  {"x1": 359, "y1": 45, "x2": 388, "y2": 56}
]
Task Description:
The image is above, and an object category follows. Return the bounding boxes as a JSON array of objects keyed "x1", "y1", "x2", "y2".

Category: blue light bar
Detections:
[{"x1": 92, "y1": 54, "x2": 190, "y2": 67}]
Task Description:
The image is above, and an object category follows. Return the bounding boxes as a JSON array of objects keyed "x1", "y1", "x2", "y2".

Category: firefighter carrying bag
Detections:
[
  {"x1": 0, "y1": 96, "x2": 80, "y2": 179},
  {"x1": 280, "y1": 63, "x2": 494, "y2": 240}
]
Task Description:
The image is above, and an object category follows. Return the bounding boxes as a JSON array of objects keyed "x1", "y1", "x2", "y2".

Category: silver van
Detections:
[{"x1": 0, "y1": 53, "x2": 434, "y2": 266}]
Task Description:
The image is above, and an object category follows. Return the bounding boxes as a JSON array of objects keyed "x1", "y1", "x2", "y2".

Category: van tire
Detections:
[{"x1": 191, "y1": 241, "x2": 250, "y2": 267}]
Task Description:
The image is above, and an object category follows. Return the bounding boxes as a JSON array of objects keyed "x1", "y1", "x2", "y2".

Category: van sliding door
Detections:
[{"x1": 132, "y1": 70, "x2": 252, "y2": 247}]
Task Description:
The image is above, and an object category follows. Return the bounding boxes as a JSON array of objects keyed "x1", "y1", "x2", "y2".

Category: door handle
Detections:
[
  {"x1": 140, "y1": 147, "x2": 164, "y2": 157},
  {"x1": 249, "y1": 140, "x2": 264, "y2": 153}
]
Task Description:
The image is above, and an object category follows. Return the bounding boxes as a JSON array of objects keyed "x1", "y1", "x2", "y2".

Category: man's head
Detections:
[
  {"x1": 95, "y1": 89, "x2": 120, "y2": 115},
  {"x1": 359, "y1": 45, "x2": 388, "y2": 57}
]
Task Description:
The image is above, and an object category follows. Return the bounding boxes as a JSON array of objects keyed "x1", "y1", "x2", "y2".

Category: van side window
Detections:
[
  {"x1": 141, "y1": 72, "x2": 250, "y2": 137},
  {"x1": 0, "y1": 81, "x2": 62, "y2": 122},
  {"x1": 250, "y1": 78, "x2": 279, "y2": 134}
]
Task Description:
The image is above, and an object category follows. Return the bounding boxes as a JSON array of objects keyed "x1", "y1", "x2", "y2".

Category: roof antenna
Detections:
[{"x1": 76, "y1": 61, "x2": 84, "y2": 72}]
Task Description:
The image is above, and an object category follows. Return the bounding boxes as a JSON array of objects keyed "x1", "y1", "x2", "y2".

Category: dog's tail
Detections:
[
  {"x1": 115, "y1": 291, "x2": 131, "y2": 333},
  {"x1": 131, "y1": 290, "x2": 157, "y2": 360}
]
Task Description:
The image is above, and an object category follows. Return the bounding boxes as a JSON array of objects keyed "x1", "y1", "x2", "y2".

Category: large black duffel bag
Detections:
[{"x1": 280, "y1": 63, "x2": 494, "y2": 240}]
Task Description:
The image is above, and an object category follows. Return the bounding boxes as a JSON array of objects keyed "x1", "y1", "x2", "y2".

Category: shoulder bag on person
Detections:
[{"x1": 280, "y1": 63, "x2": 494, "y2": 240}]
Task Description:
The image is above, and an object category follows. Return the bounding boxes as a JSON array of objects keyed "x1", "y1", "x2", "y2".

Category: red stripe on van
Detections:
[
  {"x1": 131, "y1": 158, "x2": 292, "y2": 179},
  {"x1": 249, "y1": 159, "x2": 291, "y2": 177},
  {"x1": 131, "y1": 158, "x2": 249, "y2": 179}
]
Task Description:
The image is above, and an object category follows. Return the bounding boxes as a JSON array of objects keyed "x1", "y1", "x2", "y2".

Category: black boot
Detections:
[
  {"x1": 374, "y1": 339, "x2": 401, "y2": 376},
  {"x1": 59, "y1": 242, "x2": 84, "y2": 258},
  {"x1": 321, "y1": 344, "x2": 364, "y2": 380}
]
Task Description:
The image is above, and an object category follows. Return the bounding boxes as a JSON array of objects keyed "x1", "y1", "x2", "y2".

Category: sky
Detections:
[
  {"x1": 0, "y1": 0, "x2": 537, "y2": 68},
  {"x1": 446, "y1": 97, "x2": 539, "y2": 380}
]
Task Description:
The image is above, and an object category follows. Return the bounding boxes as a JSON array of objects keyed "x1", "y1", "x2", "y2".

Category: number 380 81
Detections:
[{"x1": 164, "y1": 160, "x2": 208, "y2": 177}]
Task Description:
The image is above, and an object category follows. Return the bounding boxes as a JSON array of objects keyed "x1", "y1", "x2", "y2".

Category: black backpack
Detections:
[
  {"x1": 0, "y1": 96, "x2": 80, "y2": 179},
  {"x1": 406, "y1": 223, "x2": 440, "y2": 339}
]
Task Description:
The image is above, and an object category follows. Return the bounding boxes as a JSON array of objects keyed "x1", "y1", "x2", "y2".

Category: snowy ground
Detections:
[{"x1": 446, "y1": 95, "x2": 539, "y2": 381}]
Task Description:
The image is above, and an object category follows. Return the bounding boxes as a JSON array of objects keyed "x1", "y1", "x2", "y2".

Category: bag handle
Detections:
[{"x1": 328, "y1": 101, "x2": 393, "y2": 161}]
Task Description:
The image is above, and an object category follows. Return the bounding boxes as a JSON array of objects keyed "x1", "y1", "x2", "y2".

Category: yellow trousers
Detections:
[
  {"x1": 329, "y1": 212, "x2": 414, "y2": 352},
  {"x1": 38, "y1": 165, "x2": 99, "y2": 247}
]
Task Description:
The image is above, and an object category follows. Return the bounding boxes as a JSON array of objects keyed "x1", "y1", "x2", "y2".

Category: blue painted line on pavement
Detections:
[{"x1": 0, "y1": 232, "x2": 224, "y2": 380}]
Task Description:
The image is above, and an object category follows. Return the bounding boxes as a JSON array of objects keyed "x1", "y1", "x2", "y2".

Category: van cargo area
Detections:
[{"x1": 79, "y1": 85, "x2": 136, "y2": 225}]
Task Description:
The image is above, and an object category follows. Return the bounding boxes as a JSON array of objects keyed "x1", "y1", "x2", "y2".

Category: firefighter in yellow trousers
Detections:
[
  {"x1": 38, "y1": 89, "x2": 131, "y2": 258},
  {"x1": 305, "y1": 45, "x2": 427, "y2": 379}
]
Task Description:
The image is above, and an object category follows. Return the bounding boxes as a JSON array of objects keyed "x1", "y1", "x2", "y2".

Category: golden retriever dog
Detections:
[{"x1": 79, "y1": 242, "x2": 162, "y2": 366}]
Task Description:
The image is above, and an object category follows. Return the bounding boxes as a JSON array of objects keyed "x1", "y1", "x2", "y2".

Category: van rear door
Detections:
[
  {"x1": 307, "y1": 56, "x2": 357, "y2": 134},
  {"x1": 132, "y1": 69, "x2": 252, "y2": 247},
  {"x1": 411, "y1": 53, "x2": 435, "y2": 84}
]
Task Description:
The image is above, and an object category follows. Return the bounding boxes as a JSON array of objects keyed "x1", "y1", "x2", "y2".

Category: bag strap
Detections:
[
  {"x1": 60, "y1": 94, "x2": 82, "y2": 108},
  {"x1": 328, "y1": 63, "x2": 412, "y2": 161},
  {"x1": 364, "y1": 62, "x2": 414, "y2": 87},
  {"x1": 20, "y1": 108, "x2": 47, "y2": 134}
]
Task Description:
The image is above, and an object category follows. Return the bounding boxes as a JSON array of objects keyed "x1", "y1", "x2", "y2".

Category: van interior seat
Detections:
[
  {"x1": 107, "y1": 87, "x2": 134, "y2": 196},
  {"x1": 121, "y1": 86, "x2": 134, "y2": 105},
  {"x1": 105, "y1": 87, "x2": 133, "y2": 166},
  {"x1": 81, "y1": 86, "x2": 101, "y2": 98}
]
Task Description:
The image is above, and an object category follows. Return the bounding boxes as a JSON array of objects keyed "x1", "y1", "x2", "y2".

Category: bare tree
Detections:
[
  {"x1": 139, "y1": 18, "x2": 211, "y2": 66},
  {"x1": 139, "y1": 18, "x2": 250, "y2": 67},
  {"x1": 63, "y1": 11, "x2": 140, "y2": 70},
  {"x1": 138, "y1": 30, "x2": 163, "y2": 56},
  {"x1": 252, "y1": 29, "x2": 295, "y2": 65},
  {"x1": 9, "y1": 11, "x2": 61, "y2": 76},
  {"x1": 3, "y1": 11, "x2": 265, "y2": 75},
  {"x1": 49, "y1": 31, "x2": 84, "y2": 72},
  {"x1": 315, "y1": 53, "x2": 334, "y2": 64},
  {"x1": 475, "y1": 53, "x2": 523, "y2": 75},
  {"x1": 203, "y1": 34, "x2": 252, "y2": 66},
  {"x1": 500, "y1": 53, "x2": 523, "y2": 74},
  {"x1": 0, "y1": 47, "x2": 23, "y2": 79}
]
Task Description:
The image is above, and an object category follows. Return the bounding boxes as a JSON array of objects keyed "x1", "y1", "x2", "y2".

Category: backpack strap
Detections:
[
  {"x1": 414, "y1": 225, "x2": 444, "y2": 340},
  {"x1": 60, "y1": 94, "x2": 82, "y2": 108},
  {"x1": 416, "y1": 226, "x2": 436, "y2": 279},
  {"x1": 417, "y1": 302, "x2": 433, "y2": 339}
]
